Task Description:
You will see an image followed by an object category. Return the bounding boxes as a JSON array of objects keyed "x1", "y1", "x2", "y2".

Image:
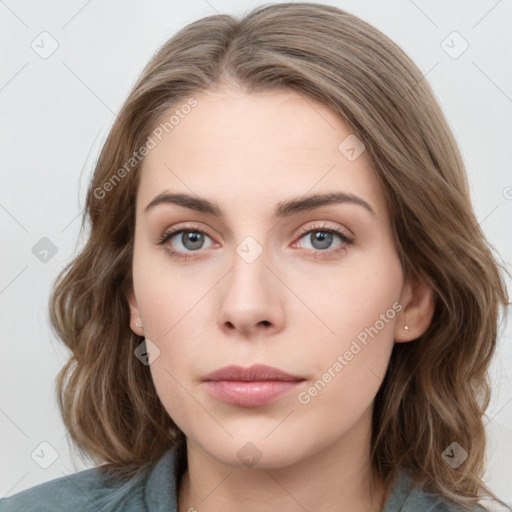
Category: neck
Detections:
[{"x1": 177, "y1": 407, "x2": 388, "y2": 512}]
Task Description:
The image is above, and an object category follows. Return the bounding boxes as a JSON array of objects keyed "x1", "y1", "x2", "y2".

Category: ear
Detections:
[
  {"x1": 394, "y1": 274, "x2": 435, "y2": 343},
  {"x1": 125, "y1": 282, "x2": 145, "y2": 337}
]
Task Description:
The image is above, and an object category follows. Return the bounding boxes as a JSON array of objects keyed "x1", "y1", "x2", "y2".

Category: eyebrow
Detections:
[{"x1": 144, "y1": 191, "x2": 375, "y2": 218}]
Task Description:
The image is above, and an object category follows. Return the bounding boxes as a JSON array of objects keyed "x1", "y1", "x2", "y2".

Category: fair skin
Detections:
[{"x1": 126, "y1": 86, "x2": 434, "y2": 512}]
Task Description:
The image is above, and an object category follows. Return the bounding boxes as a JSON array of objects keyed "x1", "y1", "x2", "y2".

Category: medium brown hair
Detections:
[{"x1": 49, "y1": 3, "x2": 510, "y2": 510}]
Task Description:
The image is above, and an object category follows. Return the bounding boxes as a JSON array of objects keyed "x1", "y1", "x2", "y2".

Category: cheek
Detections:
[
  {"x1": 146, "y1": 337, "x2": 202, "y2": 429},
  {"x1": 131, "y1": 247, "x2": 206, "y2": 409},
  {"x1": 294, "y1": 246, "x2": 403, "y2": 348},
  {"x1": 295, "y1": 275, "x2": 401, "y2": 429},
  {"x1": 132, "y1": 241, "x2": 209, "y2": 333},
  {"x1": 296, "y1": 250, "x2": 402, "y2": 402}
]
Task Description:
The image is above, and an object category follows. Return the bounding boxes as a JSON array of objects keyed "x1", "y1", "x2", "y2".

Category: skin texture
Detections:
[{"x1": 125, "y1": 87, "x2": 434, "y2": 512}]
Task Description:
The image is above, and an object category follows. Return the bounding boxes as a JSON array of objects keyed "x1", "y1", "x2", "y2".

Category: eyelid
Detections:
[
  {"x1": 294, "y1": 221, "x2": 353, "y2": 242},
  {"x1": 156, "y1": 222, "x2": 214, "y2": 244},
  {"x1": 157, "y1": 221, "x2": 352, "y2": 242}
]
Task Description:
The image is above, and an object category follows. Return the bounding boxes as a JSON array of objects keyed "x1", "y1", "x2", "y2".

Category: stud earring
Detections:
[
  {"x1": 136, "y1": 322, "x2": 143, "y2": 328},
  {"x1": 404, "y1": 324, "x2": 409, "y2": 331}
]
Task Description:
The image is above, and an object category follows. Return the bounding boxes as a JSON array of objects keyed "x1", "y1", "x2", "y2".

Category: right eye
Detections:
[{"x1": 157, "y1": 224, "x2": 216, "y2": 260}]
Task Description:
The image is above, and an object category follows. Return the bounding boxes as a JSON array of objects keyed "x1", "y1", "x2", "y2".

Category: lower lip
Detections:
[{"x1": 203, "y1": 380, "x2": 304, "y2": 407}]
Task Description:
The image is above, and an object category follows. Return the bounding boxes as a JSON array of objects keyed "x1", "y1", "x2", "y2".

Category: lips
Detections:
[
  {"x1": 201, "y1": 364, "x2": 306, "y2": 407},
  {"x1": 201, "y1": 364, "x2": 304, "y2": 383}
]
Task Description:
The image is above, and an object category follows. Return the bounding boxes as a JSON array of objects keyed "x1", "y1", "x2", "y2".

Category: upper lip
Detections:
[{"x1": 202, "y1": 364, "x2": 305, "y2": 382}]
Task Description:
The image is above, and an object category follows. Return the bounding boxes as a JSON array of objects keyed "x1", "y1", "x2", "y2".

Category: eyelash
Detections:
[{"x1": 157, "y1": 222, "x2": 354, "y2": 261}]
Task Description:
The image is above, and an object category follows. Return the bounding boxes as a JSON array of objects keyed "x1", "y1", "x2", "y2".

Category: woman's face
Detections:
[{"x1": 127, "y1": 87, "x2": 410, "y2": 468}]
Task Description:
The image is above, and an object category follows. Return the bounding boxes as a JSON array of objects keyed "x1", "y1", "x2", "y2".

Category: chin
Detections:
[{"x1": 192, "y1": 435, "x2": 312, "y2": 470}]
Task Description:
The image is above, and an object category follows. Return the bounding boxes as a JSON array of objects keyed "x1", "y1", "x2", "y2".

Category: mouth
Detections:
[{"x1": 201, "y1": 364, "x2": 306, "y2": 407}]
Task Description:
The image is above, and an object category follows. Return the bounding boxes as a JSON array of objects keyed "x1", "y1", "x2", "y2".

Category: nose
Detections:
[{"x1": 216, "y1": 245, "x2": 285, "y2": 339}]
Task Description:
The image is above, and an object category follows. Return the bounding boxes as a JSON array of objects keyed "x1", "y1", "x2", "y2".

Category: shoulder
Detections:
[
  {"x1": 0, "y1": 466, "x2": 145, "y2": 512},
  {"x1": 383, "y1": 469, "x2": 488, "y2": 512},
  {"x1": 0, "y1": 448, "x2": 179, "y2": 512}
]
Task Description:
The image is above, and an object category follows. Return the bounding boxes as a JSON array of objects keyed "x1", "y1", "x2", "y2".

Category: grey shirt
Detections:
[{"x1": 0, "y1": 446, "x2": 487, "y2": 511}]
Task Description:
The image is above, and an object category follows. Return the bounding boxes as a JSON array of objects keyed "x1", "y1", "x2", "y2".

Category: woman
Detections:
[{"x1": 1, "y1": 3, "x2": 509, "y2": 511}]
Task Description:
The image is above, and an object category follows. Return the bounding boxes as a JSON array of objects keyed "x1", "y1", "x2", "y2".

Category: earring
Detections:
[
  {"x1": 136, "y1": 322, "x2": 143, "y2": 328},
  {"x1": 404, "y1": 324, "x2": 409, "y2": 331}
]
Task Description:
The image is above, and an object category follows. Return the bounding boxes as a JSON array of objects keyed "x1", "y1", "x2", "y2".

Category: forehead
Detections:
[
  {"x1": 145, "y1": 87, "x2": 357, "y2": 163},
  {"x1": 137, "y1": 87, "x2": 387, "y2": 219}
]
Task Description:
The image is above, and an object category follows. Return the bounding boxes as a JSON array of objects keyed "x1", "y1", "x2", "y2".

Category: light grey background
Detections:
[{"x1": 1, "y1": 0, "x2": 511, "y2": 507}]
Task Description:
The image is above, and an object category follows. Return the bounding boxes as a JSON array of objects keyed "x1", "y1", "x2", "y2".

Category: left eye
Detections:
[{"x1": 297, "y1": 228, "x2": 349, "y2": 251}]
